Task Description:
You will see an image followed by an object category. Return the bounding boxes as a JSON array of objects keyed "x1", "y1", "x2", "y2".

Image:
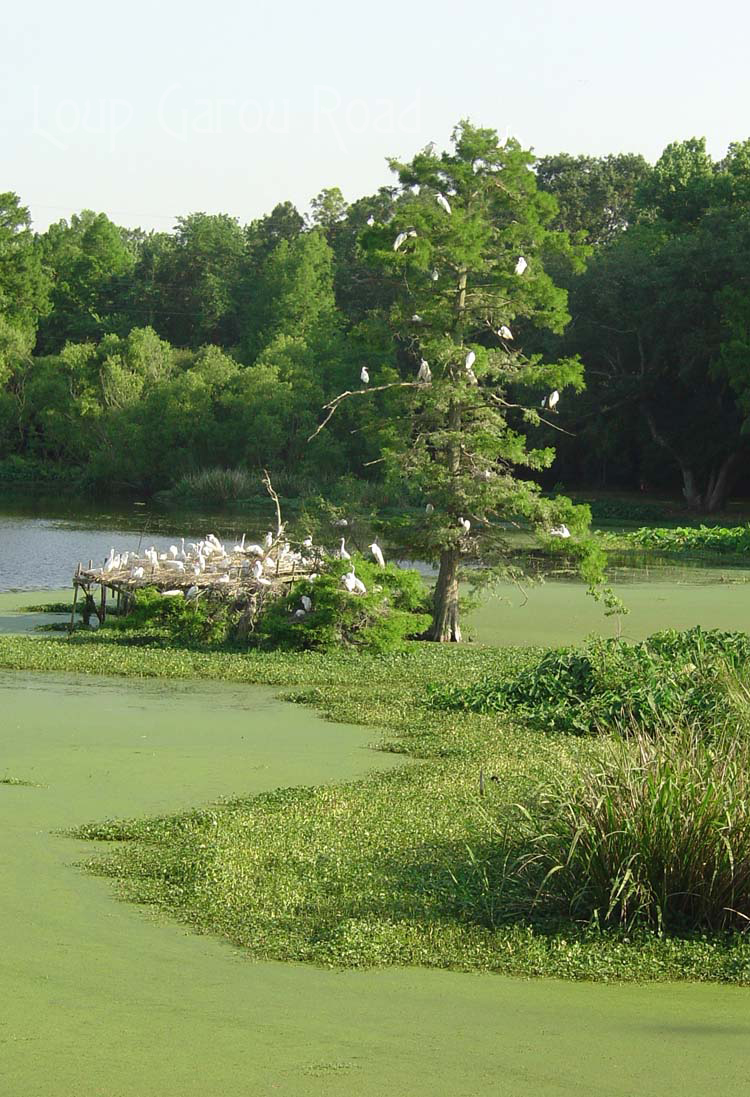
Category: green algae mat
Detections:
[{"x1": 2, "y1": 670, "x2": 749, "y2": 1095}]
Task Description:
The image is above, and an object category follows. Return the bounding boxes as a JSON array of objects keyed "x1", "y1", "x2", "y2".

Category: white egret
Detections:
[
  {"x1": 337, "y1": 538, "x2": 351, "y2": 561},
  {"x1": 411, "y1": 314, "x2": 422, "y2": 322},
  {"x1": 431, "y1": 269, "x2": 439, "y2": 281},
  {"x1": 393, "y1": 232, "x2": 408, "y2": 251},
  {"x1": 370, "y1": 542, "x2": 385, "y2": 568},
  {"x1": 498, "y1": 325, "x2": 513, "y2": 340},
  {"x1": 233, "y1": 533, "x2": 246, "y2": 552},
  {"x1": 185, "y1": 585, "x2": 199, "y2": 600},
  {"x1": 245, "y1": 543, "x2": 264, "y2": 556},
  {"x1": 417, "y1": 359, "x2": 432, "y2": 383},
  {"x1": 465, "y1": 350, "x2": 476, "y2": 369},
  {"x1": 264, "y1": 531, "x2": 274, "y2": 549},
  {"x1": 342, "y1": 570, "x2": 366, "y2": 594},
  {"x1": 302, "y1": 536, "x2": 314, "y2": 551},
  {"x1": 548, "y1": 390, "x2": 560, "y2": 411},
  {"x1": 252, "y1": 560, "x2": 264, "y2": 580},
  {"x1": 436, "y1": 192, "x2": 452, "y2": 214},
  {"x1": 425, "y1": 503, "x2": 434, "y2": 514},
  {"x1": 294, "y1": 609, "x2": 306, "y2": 619},
  {"x1": 333, "y1": 518, "x2": 348, "y2": 528},
  {"x1": 360, "y1": 366, "x2": 370, "y2": 385},
  {"x1": 459, "y1": 517, "x2": 471, "y2": 533},
  {"x1": 367, "y1": 214, "x2": 375, "y2": 226},
  {"x1": 550, "y1": 524, "x2": 571, "y2": 539},
  {"x1": 168, "y1": 544, "x2": 179, "y2": 559},
  {"x1": 301, "y1": 595, "x2": 312, "y2": 612},
  {"x1": 515, "y1": 256, "x2": 528, "y2": 275},
  {"x1": 465, "y1": 365, "x2": 478, "y2": 385},
  {"x1": 131, "y1": 566, "x2": 145, "y2": 580},
  {"x1": 162, "y1": 589, "x2": 183, "y2": 597}
]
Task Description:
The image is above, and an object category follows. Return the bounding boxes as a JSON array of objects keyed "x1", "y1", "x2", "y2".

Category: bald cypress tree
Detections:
[{"x1": 313, "y1": 122, "x2": 598, "y2": 641}]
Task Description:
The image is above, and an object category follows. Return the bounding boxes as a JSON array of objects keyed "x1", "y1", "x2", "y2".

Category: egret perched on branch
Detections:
[
  {"x1": 264, "y1": 531, "x2": 274, "y2": 549},
  {"x1": 301, "y1": 595, "x2": 312, "y2": 612},
  {"x1": 252, "y1": 559, "x2": 264, "y2": 580},
  {"x1": 370, "y1": 542, "x2": 385, "y2": 568},
  {"x1": 360, "y1": 366, "x2": 370, "y2": 385},
  {"x1": 393, "y1": 229, "x2": 417, "y2": 251},
  {"x1": 498, "y1": 325, "x2": 513, "y2": 340},
  {"x1": 431, "y1": 269, "x2": 439, "y2": 281},
  {"x1": 411, "y1": 314, "x2": 422, "y2": 322},
  {"x1": 546, "y1": 390, "x2": 560, "y2": 411},
  {"x1": 333, "y1": 517, "x2": 348, "y2": 528},
  {"x1": 458, "y1": 517, "x2": 471, "y2": 533},
  {"x1": 367, "y1": 214, "x2": 375, "y2": 226},
  {"x1": 425, "y1": 503, "x2": 434, "y2": 514},
  {"x1": 436, "y1": 192, "x2": 452, "y2": 214},
  {"x1": 417, "y1": 359, "x2": 432, "y2": 383},
  {"x1": 515, "y1": 256, "x2": 528, "y2": 275},
  {"x1": 550, "y1": 524, "x2": 571, "y2": 539},
  {"x1": 337, "y1": 538, "x2": 351, "y2": 560},
  {"x1": 465, "y1": 350, "x2": 478, "y2": 384}
]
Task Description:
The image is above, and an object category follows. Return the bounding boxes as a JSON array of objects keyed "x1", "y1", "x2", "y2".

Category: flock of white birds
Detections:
[{"x1": 94, "y1": 530, "x2": 388, "y2": 619}]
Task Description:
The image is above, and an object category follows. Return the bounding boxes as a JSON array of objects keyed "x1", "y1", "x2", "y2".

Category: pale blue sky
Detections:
[{"x1": 3, "y1": 0, "x2": 749, "y2": 231}]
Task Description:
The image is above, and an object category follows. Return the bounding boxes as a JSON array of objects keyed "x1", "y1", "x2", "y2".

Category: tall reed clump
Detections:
[
  {"x1": 170, "y1": 467, "x2": 258, "y2": 504},
  {"x1": 514, "y1": 724, "x2": 750, "y2": 933}
]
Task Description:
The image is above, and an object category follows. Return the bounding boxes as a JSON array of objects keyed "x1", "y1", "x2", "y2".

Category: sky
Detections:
[{"x1": 3, "y1": 0, "x2": 750, "y2": 232}]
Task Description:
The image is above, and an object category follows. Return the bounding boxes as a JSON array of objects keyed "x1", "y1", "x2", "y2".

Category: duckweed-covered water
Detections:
[
  {"x1": 2, "y1": 672, "x2": 748, "y2": 1096},
  {"x1": 2, "y1": 502, "x2": 750, "y2": 1094}
]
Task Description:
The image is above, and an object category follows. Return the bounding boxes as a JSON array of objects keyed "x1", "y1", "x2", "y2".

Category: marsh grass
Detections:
[{"x1": 500, "y1": 724, "x2": 750, "y2": 933}]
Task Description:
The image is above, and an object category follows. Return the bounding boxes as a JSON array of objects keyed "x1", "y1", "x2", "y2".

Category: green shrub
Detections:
[
  {"x1": 509, "y1": 725, "x2": 750, "y2": 932},
  {"x1": 252, "y1": 558, "x2": 430, "y2": 654},
  {"x1": 114, "y1": 587, "x2": 232, "y2": 646},
  {"x1": 429, "y1": 626, "x2": 750, "y2": 734}
]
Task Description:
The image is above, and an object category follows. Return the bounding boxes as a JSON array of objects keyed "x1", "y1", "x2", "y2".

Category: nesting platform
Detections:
[{"x1": 71, "y1": 546, "x2": 320, "y2": 627}]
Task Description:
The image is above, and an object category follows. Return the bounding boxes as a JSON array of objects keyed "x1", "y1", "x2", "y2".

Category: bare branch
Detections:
[
  {"x1": 308, "y1": 381, "x2": 427, "y2": 441},
  {"x1": 262, "y1": 469, "x2": 283, "y2": 537}
]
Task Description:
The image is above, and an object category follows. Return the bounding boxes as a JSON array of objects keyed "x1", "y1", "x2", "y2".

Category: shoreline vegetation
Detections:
[{"x1": 3, "y1": 628, "x2": 750, "y2": 984}]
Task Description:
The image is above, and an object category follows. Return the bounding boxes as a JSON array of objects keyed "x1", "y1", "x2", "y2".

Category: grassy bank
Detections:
[{"x1": 3, "y1": 632, "x2": 750, "y2": 983}]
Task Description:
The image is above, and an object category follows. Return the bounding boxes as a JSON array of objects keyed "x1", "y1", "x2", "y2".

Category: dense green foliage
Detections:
[
  {"x1": 624, "y1": 523, "x2": 750, "y2": 554},
  {"x1": 102, "y1": 561, "x2": 430, "y2": 654},
  {"x1": 253, "y1": 558, "x2": 430, "y2": 653},
  {"x1": 429, "y1": 626, "x2": 750, "y2": 734},
  {"x1": 5, "y1": 128, "x2": 750, "y2": 512},
  {"x1": 112, "y1": 587, "x2": 232, "y2": 646},
  {"x1": 3, "y1": 629, "x2": 750, "y2": 981}
]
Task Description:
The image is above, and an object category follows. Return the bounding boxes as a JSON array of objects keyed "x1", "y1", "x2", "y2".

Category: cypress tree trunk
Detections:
[{"x1": 430, "y1": 549, "x2": 461, "y2": 642}]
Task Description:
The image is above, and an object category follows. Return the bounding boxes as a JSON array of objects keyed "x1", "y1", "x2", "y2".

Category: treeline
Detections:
[{"x1": 3, "y1": 132, "x2": 750, "y2": 509}]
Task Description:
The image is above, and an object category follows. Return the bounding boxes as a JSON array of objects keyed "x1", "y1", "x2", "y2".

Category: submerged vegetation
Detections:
[{"x1": 3, "y1": 626, "x2": 750, "y2": 983}]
